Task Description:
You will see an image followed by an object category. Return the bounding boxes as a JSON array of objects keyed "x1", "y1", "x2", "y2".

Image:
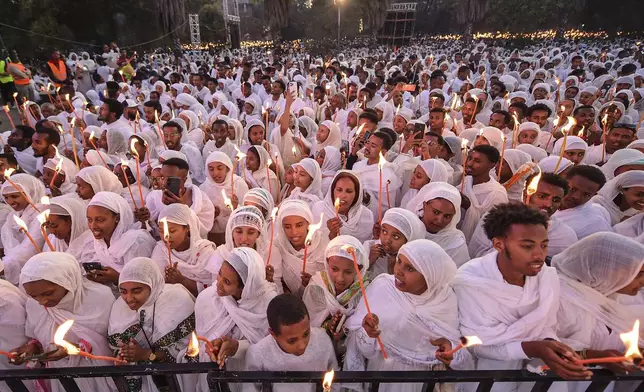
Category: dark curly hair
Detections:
[{"x1": 483, "y1": 203, "x2": 548, "y2": 240}]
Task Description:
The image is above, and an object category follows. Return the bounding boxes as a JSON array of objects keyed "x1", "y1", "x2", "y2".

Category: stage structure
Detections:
[
  {"x1": 189, "y1": 14, "x2": 201, "y2": 46},
  {"x1": 377, "y1": 2, "x2": 417, "y2": 46},
  {"x1": 222, "y1": 0, "x2": 242, "y2": 48}
]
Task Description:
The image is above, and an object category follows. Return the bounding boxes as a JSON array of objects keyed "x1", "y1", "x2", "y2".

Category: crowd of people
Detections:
[{"x1": 0, "y1": 36, "x2": 643, "y2": 392}]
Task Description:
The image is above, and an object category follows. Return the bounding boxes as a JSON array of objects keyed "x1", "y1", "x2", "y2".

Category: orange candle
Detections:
[{"x1": 120, "y1": 160, "x2": 139, "y2": 209}]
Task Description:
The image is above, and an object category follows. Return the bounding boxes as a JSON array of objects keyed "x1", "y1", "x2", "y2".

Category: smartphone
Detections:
[
  {"x1": 414, "y1": 123, "x2": 426, "y2": 139},
  {"x1": 82, "y1": 262, "x2": 103, "y2": 272},
  {"x1": 166, "y1": 176, "x2": 181, "y2": 197},
  {"x1": 288, "y1": 82, "x2": 298, "y2": 98}
]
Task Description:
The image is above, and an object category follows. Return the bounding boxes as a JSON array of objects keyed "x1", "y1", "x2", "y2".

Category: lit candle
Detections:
[
  {"x1": 439, "y1": 336, "x2": 483, "y2": 356},
  {"x1": 12, "y1": 93, "x2": 21, "y2": 118},
  {"x1": 460, "y1": 139, "x2": 469, "y2": 192},
  {"x1": 3, "y1": 105, "x2": 15, "y2": 129},
  {"x1": 468, "y1": 96, "x2": 479, "y2": 126},
  {"x1": 511, "y1": 113, "x2": 519, "y2": 148},
  {"x1": 497, "y1": 136, "x2": 507, "y2": 181},
  {"x1": 186, "y1": 332, "x2": 200, "y2": 357},
  {"x1": 266, "y1": 207, "x2": 279, "y2": 266},
  {"x1": 154, "y1": 111, "x2": 166, "y2": 148},
  {"x1": 553, "y1": 118, "x2": 576, "y2": 173},
  {"x1": 302, "y1": 214, "x2": 323, "y2": 273},
  {"x1": 265, "y1": 158, "x2": 273, "y2": 197},
  {"x1": 129, "y1": 140, "x2": 146, "y2": 208},
  {"x1": 525, "y1": 167, "x2": 542, "y2": 205},
  {"x1": 601, "y1": 113, "x2": 609, "y2": 162},
  {"x1": 160, "y1": 218, "x2": 172, "y2": 266},
  {"x1": 45, "y1": 83, "x2": 55, "y2": 104},
  {"x1": 13, "y1": 215, "x2": 41, "y2": 252},
  {"x1": 377, "y1": 152, "x2": 387, "y2": 224},
  {"x1": 221, "y1": 189, "x2": 234, "y2": 211},
  {"x1": 323, "y1": 370, "x2": 334, "y2": 392},
  {"x1": 120, "y1": 160, "x2": 138, "y2": 208},
  {"x1": 334, "y1": 197, "x2": 341, "y2": 220},
  {"x1": 118, "y1": 70, "x2": 126, "y2": 83},
  {"x1": 88, "y1": 131, "x2": 109, "y2": 168},
  {"x1": 55, "y1": 320, "x2": 126, "y2": 364},
  {"x1": 274, "y1": 153, "x2": 281, "y2": 203},
  {"x1": 343, "y1": 245, "x2": 388, "y2": 359},
  {"x1": 49, "y1": 158, "x2": 63, "y2": 190},
  {"x1": 3, "y1": 169, "x2": 40, "y2": 212},
  {"x1": 37, "y1": 210, "x2": 55, "y2": 251}
]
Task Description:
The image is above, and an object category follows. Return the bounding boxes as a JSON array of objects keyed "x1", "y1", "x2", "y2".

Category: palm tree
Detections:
[
  {"x1": 264, "y1": 0, "x2": 290, "y2": 37},
  {"x1": 456, "y1": 0, "x2": 489, "y2": 41}
]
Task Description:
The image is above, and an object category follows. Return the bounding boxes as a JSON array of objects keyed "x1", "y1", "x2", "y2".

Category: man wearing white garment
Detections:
[{"x1": 453, "y1": 203, "x2": 592, "y2": 392}]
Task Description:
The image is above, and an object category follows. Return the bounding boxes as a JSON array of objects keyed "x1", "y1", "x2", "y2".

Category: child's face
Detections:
[
  {"x1": 327, "y1": 256, "x2": 357, "y2": 294},
  {"x1": 150, "y1": 168, "x2": 164, "y2": 190},
  {"x1": 208, "y1": 162, "x2": 229, "y2": 184},
  {"x1": 284, "y1": 167, "x2": 295, "y2": 185},
  {"x1": 270, "y1": 316, "x2": 312, "y2": 356}
]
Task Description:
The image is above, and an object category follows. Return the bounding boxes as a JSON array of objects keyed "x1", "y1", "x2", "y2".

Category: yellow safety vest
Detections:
[{"x1": 0, "y1": 59, "x2": 14, "y2": 84}]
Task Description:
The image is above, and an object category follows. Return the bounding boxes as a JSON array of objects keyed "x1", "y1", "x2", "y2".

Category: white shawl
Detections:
[
  {"x1": 47, "y1": 196, "x2": 95, "y2": 262},
  {"x1": 591, "y1": 171, "x2": 644, "y2": 225},
  {"x1": 460, "y1": 176, "x2": 508, "y2": 241}
]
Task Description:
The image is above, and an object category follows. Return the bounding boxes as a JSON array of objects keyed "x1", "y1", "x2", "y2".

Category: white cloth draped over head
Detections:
[
  {"x1": 303, "y1": 235, "x2": 369, "y2": 327},
  {"x1": 47, "y1": 196, "x2": 94, "y2": 261},
  {"x1": 319, "y1": 146, "x2": 342, "y2": 194},
  {"x1": 276, "y1": 199, "x2": 329, "y2": 293},
  {"x1": 501, "y1": 149, "x2": 534, "y2": 201},
  {"x1": 196, "y1": 247, "x2": 277, "y2": 344},
  {"x1": 315, "y1": 120, "x2": 342, "y2": 155},
  {"x1": 538, "y1": 156, "x2": 573, "y2": 174},
  {"x1": 245, "y1": 144, "x2": 279, "y2": 202},
  {"x1": 175, "y1": 93, "x2": 209, "y2": 118},
  {"x1": 460, "y1": 175, "x2": 509, "y2": 241},
  {"x1": 405, "y1": 182, "x2": 469, "y2": 266},
  {"x1": 289, "y1": 157, "x2": 323, "y2": 206},
  {"x1": 0, "y1": 279, "x2": 28, "y2": 372},
  {"x1": 152, "y1": 204, "x2": 216, "y2": 286},
  {"x1": 382, "y1": 206, "x2": 427, "y2": 241},
  {"x1": 243, "y1": 187, "x2": 275, "y2": 221},
  {"x1": 479, "y1": 127, "x2": 506, "y2": 151},
  {"x1": 19, "y1": 252, "x2": 116, "y2": 384},
  {"x1": 552, "y1": 136, "x2": 588, "y2": 155},
  {"x1": 109, "y1": 257, "x2": 195, "y2": 343},
  {"x1": 592, "y1": 171, "x2": 644, "y2": 225},
  {"x1": 199, "y1": 151, "x2": 249, "y2": 233},
  {"x1": 552, "y1": 232, "x2": 644, "y2": 347},
  {"x1": 44, "y1": 156, "x2": 79, "y2": 194},
  {"x1": 516, "y1": 143, "x2": 548, "y2": 162},
  {"x1": 312, "y1": 170, "x2": 374, "y2": 243},
  {"x1": 84, "y1": 149, "x2": 114, "y2": 167},
  {"x1": 600, "y1": 148, "x2": 644, "y2": 181},
  {"x1": 345, "y1": 239, "x2": 461, "y2": 370},
  {"x1": 1, "y1": 173, "x2": 46, "y2": 250},
  {"x1": 77, "y1": 165, "x2": 123, "y2": 195},
  {"x1": 87, "y1": 192, "x2": 156, "y2": 271},
  {"x1": 103, "y1": 129, "x2": 128, "y2": 160},
  {"x1": 400, "y1": 159, "x2": 450, "y2": 207}
]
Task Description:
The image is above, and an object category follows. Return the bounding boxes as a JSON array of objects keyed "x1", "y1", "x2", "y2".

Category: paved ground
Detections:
[{"x1": 0, "y1": 106, "x2": 27, "y2": 133}]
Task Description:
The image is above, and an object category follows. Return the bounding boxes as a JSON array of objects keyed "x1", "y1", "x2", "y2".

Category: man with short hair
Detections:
[
  {"x1": 202, "y1": 119, "x2": 237, "y2": 162},
  {"x1": 99, "y1": 98, "x2": 132, "y2": 136},
  {"x1": 5, "y1": 125, "x2": 37, "y2": 175},
  {"x1": 455, "y1": 98, "x2": 485, "y2": 134},
  {"x1": 161, "y1": 121, "x2": 205, "y2": 184},
  {"x1": 489, "y1": 110, "x2": 513, "y2": 137},
  {"x1": 32, "y1": 127, "x2": 61, "y2": 177},
  {"x1": 583, "y1": 123, "x2": 636, "y2": 165}
]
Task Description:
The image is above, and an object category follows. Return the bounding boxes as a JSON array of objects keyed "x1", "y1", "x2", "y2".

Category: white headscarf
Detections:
[
  {"x1": 1, "y1": 173, "x2": 46, "y2": 250},
  {"x1": 315, "y1": 120, "x2": 342, "y2": 155},
  {"x1": 381, "y1": 207, "x2": 427, "y2": 243},
  {"x1": 87, "y1": 192, "x2": 156, "y2": 271},
  {"x1": 47, "y1": 196, "x2": 94, "y2": 261},
  {"x1": 401, "y1": 159, "x2": 451, "y2": 206},
  {"x1": 600, "y1": 148, "x2": 644, "y2": 181},
  {"x1": 84, "y1": 149, "x2": 114, "y2": 167},
  {"x1": 44, "y1": 156, "x2": 79, "y2": 195},
  {"x1": 552, "y1": 136, "x2": 588, "y2": 155},
  {"x1": 501, "y1": 149, "x2": 535, "y2": 201},
  {"x1": 196, "y1": 247, "x2": 277, "y2": 343},
  {"x1": 289, "y1": 157, "x2": 323, "y2": 205},
  {"x1": 77, "y1": 165, "x2": 123, "y2": 196},
  {"x1": 109, "y1": 257, "x2": 195, "y2": 342},
  {"x1": 539, "y1": 156, "x2": 574, "y2": 174},
  {"x1": 592, "y1": 171, "x2": 644, "y2": 225},
  {"x1": 345, "y1": 239, "x2": 460, "y2": 369},
  {"x1": 552, "y1": 232, "x2": 644, "y2": 347},
  {"x1": 245, "y1": 144, "x2": 279, "y2": 201}
]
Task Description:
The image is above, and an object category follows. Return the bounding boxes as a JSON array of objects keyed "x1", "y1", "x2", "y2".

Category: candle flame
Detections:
[
  {"x1": 292, "y1": 146, "x2": 298, "y2": 156},
  {"x1": 2, "y1": 105, "x2": 8, "y2": 112},
  {"x1": 356, "y1": 123, "x2": 365, "y2": 137},
  {"x1": 266, "y1": 158, "x2": 273, "y2": 167},
  {"x1": 160, "y1": 217, "x2": 170, "y2": 241},
  {"x1": 70, "y1": 117, "x2": 76, "y2": 128},
  {"x1": 155, "y1": 111, "x2": 160, "y2": 122},
  {"x1": 89, "y1": 130, "x2": 96, "y2": 140},
  {"x1": 377, "y1": 152, "x2": 387, "y2": 170},
  {"x1": 54, "y1": 320, "x2": 81, "y2": 355},
  {"x1": 13, "y1": 215, "x2": 28, "y2": 231},
  {"x1": 54, "y1": 158, "x2": 63, "y2": 174},
  {"x1": 221, "y1": 190, "x2": 233, "y2": 211},
  {"x1": 130, "y1": 139, "x2": 139, "y2": 157},
  {"x1": 270, "y1": 207, "x2": 278, "y2": 220},
  {"x1": 334, "y1": 197, "x2": 341, "y2": 212},
  {"x1": 560, "y1": 105, "x2": 565, "y2": 113},
  {"x1": 526, "y1": 167, "x2": 542, "y2": 196},
  {"x1": 234, "y1": 144, "x2": 246, "y2": 160},
  {"x1": 65, "y1": 94, "x2": 70, "y2": 102},
  {"x1": 37, "y1": 209, "x2": 50, "y2": 225},
  {"x1": 577, "y1": 126, "x2": 585, "y2": 137},
  {"x1": 602, "y1": 113, "x2": 609, "y2": 125},
  {"x1": 555, "y1": 77, "x2": 561, "y2": 85},
  {"x1": 323, "y1": 369, "x2": 335, "y2": 390},
  {"x1": 41, "y1": 196, "x2": 50, "y2": 205},
  {"x1": 12, "y1": 92, "x2": 17, "y2": 98},
  {"x1": 462, "y1": 336, "x2": 483, "y2": 347},
  {"x1": 564, "y1": 116, "x2": 577, "y2": 134},
  {"x1": 619, "y1": 320, "x2": 642, "y2": 360},
  {"x1": 512, "y1": 113, "x2": 519, "y2": 126},
  {"x1": 186, "y1": 332, "x2": 200, "y2": 357},
  {"x1": 305, "y1": 213, "x2": 324, "y2": 245},
  {"x1": 461, "y1": 139, "x2": 468, "y2": 150},
  {"x1": 4, "y1": 167, "x2": 15, "y2": 178}
]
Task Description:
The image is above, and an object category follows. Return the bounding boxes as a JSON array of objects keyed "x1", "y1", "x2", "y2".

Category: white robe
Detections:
[
  {"x1": 146, "y1": 186, "x2": 215, "y2": 238},
  {"x1": 459, "y1": 177, "x2": 508, "y2": 242},
  {"x1": 552, "y1": 203, "x2": 613, "y2": 240}
]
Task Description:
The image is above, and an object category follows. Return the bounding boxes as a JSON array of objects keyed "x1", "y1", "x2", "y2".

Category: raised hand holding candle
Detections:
[
  {"x1": 334, "y1": 197, "x2": 341, "y2": 220},
  {"x1": 440, "y1": 336, "x2": 483, "y2": 356},
  {"x1": 302, "y1": 214, "x2": 324, "y2": 273},
  {"x1": 55, "y1": 320, "x2": 126, "y2": 364}
]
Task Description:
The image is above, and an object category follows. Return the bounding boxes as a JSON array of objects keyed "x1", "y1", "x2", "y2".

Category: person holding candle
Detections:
[
  {"x1": 44, "y1": 196, "x2": 95, "y2": 262},
  {"x1": 113, "y1": 159, "x2": 149, "y2": 211},
  {"x1": 552, "y1": 233, "x2": 644, "y2": 376},
  {"x1": 42, "y1": 156, "x2": 78, "y2": 197},
  {"x1": 279, "y1": 164, "x2": 297, "y2": 201},
  {"x1": 14, "y1": 252, "x2": 117, "y2": 392},
  {"x1": 315, "y1": 146, "x2": 342, "y2": 197},
  {"x1": 200, "y1": 151, "x2": 249, "y2": 244},
  {"x1": 75, "y1": 165, "x2": 123, "y2": 202},
  {"x1": 496, "y1": 149, "x2": 535, "y2": 202},
  {"x1": 345, "y1": 239, "x2": 468, "y2": 391},
  {"x1": 591, "y1": 170, "x2": 644, "y2": 226},
  {"x1": 189, "y1": 247, "x2": 277, "y2": 392},
  {"x1": 245, "y1": 145, "x2": 280, "y2": 203},
  {"x1": 109, "y1": 257, "x2": 196, "y2": 391},
  {"x1": 275, "y1": 199, "x2": 329, "y2": 295},
  {"x1": 552, "y1": 135, "x2": 588, "y2": 165},
  {"x1": 209, "y1": 206, "x2": 283, "y2": 294},
  {"x1": 0, "y1": 173, "x2": 46, "y2": 284},
  {"x1": 243, "y1": 187, "x2": 276, "y2": 234},
  {"x1": 98, "y1": 128, "x2": 129, "y2": 163},
  {"x1": 285, "y1": 158, "x2": 323, "y2": 209},
  {"x1": 160, "y1": 121, "x2": 206, "y2": 185},
  {"x1": 583, "y1": 122, "x2": 636, "y2": 166},
  {"x1": 453, "y1": 203, "x2": 592, "y2": 388},
  {"x1": 150, "y1": 204, "x2": 216, "y2": 296},
  {"x1": 85, "y1": 192, "x2": 156, "y2": 292},
  {"x1": 312, "y1": 171, "x2": 374, "y2": 243},
  {"x1": 5, "y1": 125, "x2": 37, "y2": 176},
  {"x1": 399, "y1": 159, "x2": 450, "y2": 208},
  {"x1": 178, "y1": 110, "x2": 206, "y2": 150},
  {"x1": 129, "y1": 134, "x2": 157, "y2": 185}
]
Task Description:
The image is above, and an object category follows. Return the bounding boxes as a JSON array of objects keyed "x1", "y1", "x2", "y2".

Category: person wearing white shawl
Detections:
[
  {"x1": 344, "y1": 239, "x2": 468, "y2": 391},
  {"x1": 538, "y1": 156, "x2": 574, "y2": 175},
  {"x1": 243, "y1": 187, "x2": 276, "y2": 233},
  {"x1": 199, "y1": 151, "x2": 249, "y2": 242},
  {"x1": 221, "y1": 101, "x2": 240, "y2": 119},
  {"x1": 316, "y1": 146, "x2": 342, "y2": 196},
  {"x1": 0, "y1": 271, "x2": 32, "y2": 392},
  {"x1": 85, "y1": 192, "x2": 156, "y2": 290},
  {"x1": 312, "y1": 170, "x2": 374, "y2": 244},
  {"x1": 82, "y1": 148, "x2": 114, "y2": 168},
  {"x1": 287, "y1": 157, "x2": 323, "y2": 208},
  {"x1": 44, "y1": 196, "x2": 95, "y2": 262},
  {"x1": 202, "y1": 119, "x2": 238, "y2": 163},
  {"x1": 151, "y1": 204, "x2": 216, "y2": 296},
  {"x1": 178, "y1": 109, "x2": 206, "y2": 150},
  {"x1": 313, "y1": 120, "x2": 342, "y2": 156},
  {"x1": 497, "y1": 149, "x2": 535, "y2": 202},
  {"x1": 175, "y1": 93, "x2": 208, "y2": 118},
  {"x1": 453, "y1": 203, "x2": 592, "y2": 390},
  {"x1": 552, "y1": 136, "x2": 588, "y2": 165},
  {"x1": 245, "y1": 145, "x2": 280, "y2": 203},
  {"x1": 42, "y1": 155, "x2": 78, "y2": 196},
  {"x1": 591, "y1": 171, "x2": 644, "y2": 225},
  {"x1": 16, "y1": 252, "x2": 116, "y2": 392},
  {"x1": 0, "y1": 174, "x2": 46, "y2": 285},
  {"x1": 145, "y1": 157, "x2": 215, "y2": 237},
  {"x1": 99, "y1": 128, "x2": 129, "y2": 163},
  {"x1": 182, "y1": 247, "x2": 277, "y2": 392},
  {"x1": 552, "y1": 233, "x2": 644, "y2": 364},
  {"x1": 114, "y1": 159, "x2": 150, "y2": 212},
  {"x1": 599, "y1": 148, "x2": 644, "y2": 181},
  {"x1": 516, "y1": 143, "x2": 548, "y2": 162},
  {"x1": 275, "y1": 199, "x2": 329, "y2": 295},
  {"x1": 399, "y1": 159, "x2": 450, "y2": 208},
  {"x1": 583, "y1": 122, "x2": 636, "y2": 165},
  {"x1": 75, "y1": 165, "x2": 123, "y2": 201},
  {"x1": 406, "y1": 182, "x2": 470, "y2": 266},
  {"x1": 375, "y1": 101, "x2": 394, "y2": 130},
  {"x1": 459, "y1": 145, "x2": 509, "y2": 241},
  {"x1": 161, "y1": 120, "x2": 206, "y2": 185},
  {"x1": 109, "y1": 257, "x2": 195, "y2": 392}
]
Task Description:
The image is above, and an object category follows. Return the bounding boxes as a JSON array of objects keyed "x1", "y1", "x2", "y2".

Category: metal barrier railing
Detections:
[{"x1": 0, "y1": 363, "x2": 642, "y2": 392}]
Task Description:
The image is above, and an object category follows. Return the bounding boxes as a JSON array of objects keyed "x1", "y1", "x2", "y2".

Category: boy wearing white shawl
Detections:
[
  {"x1": 243, "y1": 294, "x2": 339, "y2": 392},
  {"x1": 453, "y1": 204, "x2": 591, "y2": 392},
  {"x1": 552, "y1": 233, "x2": 644, "y2": 375},
  {"x1": 458, "y1": 144, "x2": 509, "y2": 241}
]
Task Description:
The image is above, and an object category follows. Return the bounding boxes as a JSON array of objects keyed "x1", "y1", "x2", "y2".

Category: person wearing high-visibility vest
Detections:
[
  {"x1": 7, "y1": 50, "x2": 34, "y2": 104},
  {"x1": 44, "y1": 50, "x2": 72, "y2": 88},
  {"x1": 0, "y1": 50, "x2": 15, "y2": 107}
]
